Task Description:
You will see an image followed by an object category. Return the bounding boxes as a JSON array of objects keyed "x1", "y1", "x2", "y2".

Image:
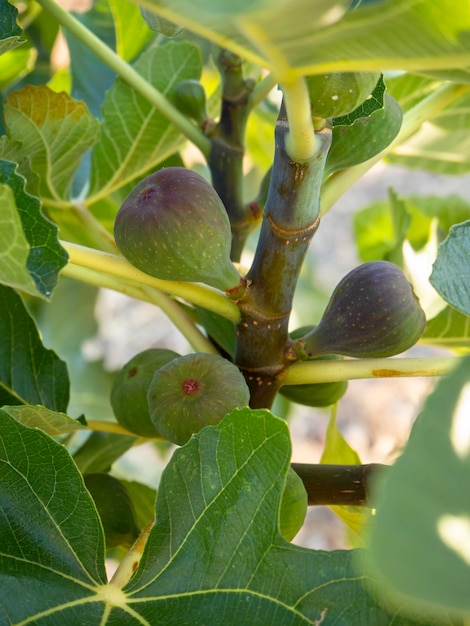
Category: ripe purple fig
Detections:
[
  {"x1": 148, "y1": 353, "x2": 250, "y2": 445},
  {"x1": 114, "y1": 167, "x2": 241, "y2": 291},
  {"x1": 297, "y1": 261, "x2": 426, "y2": 358}
]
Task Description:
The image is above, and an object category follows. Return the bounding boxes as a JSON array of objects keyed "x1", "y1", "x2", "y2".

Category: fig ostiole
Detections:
[
  {"x1": 148, "y1": 353, "x2": 250, "y2": 445},
  {"x1": 111, "y1": 348, "x2": 180, "y2": 437},
  {"x1": 296, "y1": 261, "x2": 426, "y2": 359},
  {"x1": 305, "y1": 71, "x2": 381, "y2": 119},
  {"x1": 114, "y1": 167, "x2": 242, "y2": 291}
]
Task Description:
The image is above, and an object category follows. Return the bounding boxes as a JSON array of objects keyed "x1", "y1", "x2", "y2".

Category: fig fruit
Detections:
[
  {"x1": 84, "y1": 473, "x2": 140, "y2": 549},
  {"x1": 111, "y1": 348, "x2": 180, "y2": 437},
  {"x1": 298, "y1": 261, "x2": 426, "y2": 358},
  {"x1": 173, "y1": 79, "x2": 209, "y2": 125},
  {"x1": 305, "y1": 72, "x2": 380, "y2": 119},
  {"x1": 114, "y1": 167, "x2": 241, "y2": 291},
  {"x1": 148, "y1": 353, "x2": 250, "y2": 445},
  {"x1": 279, "y1": 466, "x2": 308, "y2": 541}
]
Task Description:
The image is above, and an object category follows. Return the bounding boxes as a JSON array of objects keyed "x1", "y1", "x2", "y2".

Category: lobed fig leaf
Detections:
[
  {"x1": 297, "y1": 261, "x2": 426, "y2": 359},
  {"x1": 114, "y1": 167, "x2": 242, "y2": 291},
  {"x1": 111, "y1": 348, "x2": 180, "y2": 437},
  {"x1": 84, "y1": 473, "x2": 140, "y2": 549},
  {"x1": 305, "y1": 72, "x2": 381, "y2": 119},
  {"x1": 148, "y1": 353, "x2": 250, "y2": 445},
  {"x1": 139, "y1": 8, "x2": 184, "y2": 37},
  {"x1": 279, "y1": 466, "x2": 308, "y2": 541}
]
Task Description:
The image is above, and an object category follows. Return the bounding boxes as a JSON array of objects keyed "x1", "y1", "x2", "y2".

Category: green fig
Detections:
[
  {"x1": 148, "y1": 353, "x2": 250, "y2": 445},
  {"x1": 297, "y1": 261, "x2": 426, "y2": 359},
  {"x1": 114, "y1": 167, "x2": 241, "y2": 291},
  {"x1": 279, "y1": 466, "x2": 308, "y2": 541},
  {"x1": 111, "y1": 348, "x2": 180, "y2": 437},
  {"x1": 84, "y1": 473, "x2": 140, "y2": 549},
  {"x1": 305, "y1": 72, "x2": 381, "y2": 119},
  {"x1": 173, "y1": 79, "x2": 209, "y2": 125}
]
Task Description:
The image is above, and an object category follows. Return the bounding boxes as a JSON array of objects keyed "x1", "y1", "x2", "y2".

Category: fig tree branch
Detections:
[
  {"x1": 37, "y1": 0, "x2": 212, "y2": 158},
  {"x1": 292, "y1": 462, "x2": 386, "y2": 506}
]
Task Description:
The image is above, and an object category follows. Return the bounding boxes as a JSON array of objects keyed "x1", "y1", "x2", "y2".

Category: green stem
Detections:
[
  {"x1": 62, "y1": 263, "x2": 219, "y2": 354},
  {"x1": 321, "y1": 81, "x2": 470, "y2": 214},
  {"x1": 37, "y1": 0, "x2": 211, "y2": 157},
  {"x1": 280, "y1": 76, "x2": 319, "y2": 161},
  {"x1": 61, "y1": 241, "x2": 241, "y2": 323},
  {"x1": 282, "y1": 355, "x2": 459, "y2": 385},
  {"x1": 247, "y1": 73, "x2": 277, "y2": 110}
]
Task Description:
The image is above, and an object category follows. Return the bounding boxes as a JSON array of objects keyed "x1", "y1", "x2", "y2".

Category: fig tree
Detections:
[
  {"x1": 296, "y1": 261, "x2": 426, "y2": 358},
  {"x1": 305, "y1": 72, "x2": 380, "y2": 119},
  {"x1": 111, "y1": 348, "x2": 180, "y2": 437},
  {"x1": 280, "y1": 355, "x2": 347, "y2": 407},
  {"x1": 148, "y1": 353, "x2": 250, "y2": 445},
  {"x1": 114, "y1": 167, "x2": 242, "y2": 291}
]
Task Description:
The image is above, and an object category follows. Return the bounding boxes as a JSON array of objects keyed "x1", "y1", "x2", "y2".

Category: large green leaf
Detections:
[
  {"x1": 430, "y1": 220, "x2": 470, "y2": 316},
  {"x1": 88, "y1": 41, "x2": 202, "y2": 203},
  {"x1": 0, "y1": 284, "x2": 69, "y2": 411},
  {"x1": 3, "y1": 85, "x2": 100, "y2": 205},
  {"x1": 109, "y1": 0, "x2": 153, "y2": 62},
  {"x1": 365, "y1": 354, "x2": 470, "y2": 621},
  {"x1": 0, "y1": 160, "x2": 68, "y2": 298},
  {"x1": 138, "y1": 0, "x2": 470, "y2": 78},
  {"x1": 0, "y1": 408, "x2": 428, "y2": 624},
  {"x1": 0, "y1": 0, "x2": 24, "y2": 55},
  {"x1": 0, "y1": 411, "x2": 108, "y2": 623}
]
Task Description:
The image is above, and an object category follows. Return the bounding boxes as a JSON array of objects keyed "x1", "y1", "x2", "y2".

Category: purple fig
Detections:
[
  {"x1": 111, "y1": 348, "x2": 180, "y2": 437},
  {"x1": 298, "y1": 261, "x2": 426, "y2": 358},
  {"x1": 114, "y1": 167, "x2": 241, "y2": 291},
  {"x1": 148, "y1": 353, "x2": 250, "y2": 445}
]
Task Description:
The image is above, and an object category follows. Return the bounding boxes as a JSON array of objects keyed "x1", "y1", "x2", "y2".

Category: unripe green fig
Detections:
[
  {"x1": 148, "y1": 353, "x2": 250, "y2": 445},
  {"x1": 140, "y1": 8, "x2": 184, "y2": 37},
  {"x1": 173, "y1": 79, "x2": 209, "y2": 125},
  {"x1": 297, "y1": 261, "x2": 426, "y2": 359},
  {"x1": 111, "y1": 348, "x2": 180, "y2": 437},
  {"x1": 84, "y1": 473, "x2": 140, "y2": 549},
  {"x1": 114, "y1": 167, "x2": 241, "y2": 291},
  {"x1": 279, "y1": 467, "x2": 308, "y2": 541},
  {"x1": 305, "y1": 72, "x2": 380, "y2": 119}
]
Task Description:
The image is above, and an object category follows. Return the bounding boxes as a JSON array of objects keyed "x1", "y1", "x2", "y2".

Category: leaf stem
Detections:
[
  {"x1": 247, "y1": 72, "x2": 277, "y2": 110},
  {"x1": 321, "y1": 81, "x2": 470, "y2": 214},
  {"x1": 282, "y1": 355, "x2": 460, "y2": 385},
  {"x1": 61, "y1": 241, "x2": 241, "y2": 323},
  {"x1": 280, "y1": 76, "x2": 319, "y2": 161},
  {"x1": 36, "y1": 0, "x2": 211, "y2": 157}
]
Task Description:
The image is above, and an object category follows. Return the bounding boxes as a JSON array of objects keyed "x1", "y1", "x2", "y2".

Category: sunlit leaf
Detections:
[
  {"x1": 139, "y1": 0, "x2": 470, "y2": 79},
  {"x1": 88, "y1": 41, "x2": 202, "y2": 203},
  {"x1": 365, "y1": 354, "x2": 470, "y2": 620},
  {"x1": 109, "y1": 0, "x2": 153, "y2": 62},
  {"x1": 3, "y1": 85, "x2": 100, "y2": 204},
  {"x1": 1, "y1": 404, "x2": 86, "y2": 435}
]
